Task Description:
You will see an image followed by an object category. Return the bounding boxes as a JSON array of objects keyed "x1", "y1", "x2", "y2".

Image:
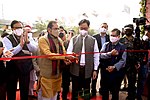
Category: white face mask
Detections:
[
  {"x1": 28, "y1": 33, "x2": 33, "y2": 38},
  {"x1": 79, "y1": 30, "x2": 88, "y2": 36},
  {"x1": 99, "y1": 28, "x2": 107, "y2": 33},
  {"x1": 143, "y1": 35, "x2": 149, "y2": 41},
  {"x1": 110, "y1": 36, "x2": 119, "y2": 43},
  {"x1": 13, "y1": 29, "x2": 23, "y2": 36}
]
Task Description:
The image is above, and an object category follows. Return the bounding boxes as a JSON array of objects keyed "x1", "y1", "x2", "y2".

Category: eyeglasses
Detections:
[
  {"x1": 13, "y1": 27, "x2": 23, "y2": 29},
  {"x1": 80, "y1": 28, "x2": 88, "y2": 31},
  {"x1": 52, "y1": 28, "x2": 59, "y2": 31},
  {"x1": 110, "y1": 35, "x2": 118, "y2": 37},
  {"x1": 101, "y1": 26, "x2": 107, "y2": 29}
]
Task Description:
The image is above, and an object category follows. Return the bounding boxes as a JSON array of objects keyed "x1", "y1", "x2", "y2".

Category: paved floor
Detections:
[
  {"x1": 27, "y1": 91, "x2": 147, "y2": 100},
  {"x1": 21, "y1": 71, "x2": 148, "y2": 100}
]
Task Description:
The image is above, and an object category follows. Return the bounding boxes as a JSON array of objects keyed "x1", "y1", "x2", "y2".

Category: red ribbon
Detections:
[{"x1": 0, "y1": 50, "x2": 147, "y2": 61}]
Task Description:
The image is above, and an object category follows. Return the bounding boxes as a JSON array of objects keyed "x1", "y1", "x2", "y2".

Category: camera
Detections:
[{"x1": 133, "y1": 17, "x2": 147, "y2": 25}]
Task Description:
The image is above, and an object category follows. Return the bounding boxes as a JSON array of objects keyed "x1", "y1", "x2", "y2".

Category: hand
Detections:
[
  {"x1": 92, "y1": 71, "x2": 97, "y2": 79},
  {"x1": 106, "y1": 66, "x2": 115, "y2": 72},
  {"x1": 3, "y1": 50, "x2": 13, "y2": 58},
  {"x1": 3, "y1": 50, "x2": 13, "y2": 61},
  {"x1": 135, "y1": 63, "x2": 140, "y2": 70},
  {"x1": 20, "y1": 35, "x2": 25, "y2": 47},
  {"x1": 64, "y1": 59, "x2": 72, "y2": 65},
  {"x1": 0, "y1": 47, "x2": 4, "y2": 55},
  {"x1": 23, "y1": 31, "x2": 29, "y2": 43},
  {"x1": 111, "y1": 49, "x2": 118, "y2": 56},
  {"x1": 65, "y1": 55, "x2": 78, "y2": 63}
]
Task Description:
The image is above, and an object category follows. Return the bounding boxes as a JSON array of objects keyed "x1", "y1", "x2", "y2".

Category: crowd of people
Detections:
[{"x1": 0, "y1": 19, "x2": 150, "y2": 100}]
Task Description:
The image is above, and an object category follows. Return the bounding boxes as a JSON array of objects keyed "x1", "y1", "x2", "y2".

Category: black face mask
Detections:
[
  {"x1": 125, "y1": 32, "x2": 132, "y2": 36},
  {"x1": 125, "y1": 30, "x2": 133, "y2": 36}
]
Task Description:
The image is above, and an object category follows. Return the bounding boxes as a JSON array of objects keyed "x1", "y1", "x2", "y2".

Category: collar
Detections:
[
  {"x1": 79, "y1": 34, "x2": 88, "y2": 38},
  {"x1": 99, "y1": 33, "x2": 106, "y2": 37},
  {"x1": 124, "y1": 35, "x2": 134, "y2": 41},
  {"x1": 49, "y1": 33, "x2": 58, "y2": 39},
  {"x1": 111, "y1": 41, "x2": 119, "y2": 46}
]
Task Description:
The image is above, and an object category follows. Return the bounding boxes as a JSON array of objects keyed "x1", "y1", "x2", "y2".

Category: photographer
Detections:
[{"x1": 120, "y1": 24, "x2": 142, "y2": 100}]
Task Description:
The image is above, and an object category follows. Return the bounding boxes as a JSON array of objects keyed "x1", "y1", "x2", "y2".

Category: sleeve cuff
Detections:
[{"x1": 94, "y1": 66, "x2": 98, "y2": 70}]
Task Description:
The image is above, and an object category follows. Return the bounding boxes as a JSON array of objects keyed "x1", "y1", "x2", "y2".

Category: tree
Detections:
[
  {"x1": 139, "y1": 0, "x2": 146, "y2": 35},
  {"x1": 34, "y1": 19, "x2": 96, "y2": 36},
  {"x1": 34, "y1": 19, "x2": 49, "y2": 33},
  {"x1": 66, "y1": 26, "x2": 96, "y2": 36}
]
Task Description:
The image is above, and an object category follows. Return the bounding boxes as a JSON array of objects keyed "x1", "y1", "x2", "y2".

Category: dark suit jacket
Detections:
[
  {"x1": 0, "y1": 41, "x2": 5, "y2": 84},
  {"x1": 93, "y1": 34, "x2": 110, "y2": 51}
]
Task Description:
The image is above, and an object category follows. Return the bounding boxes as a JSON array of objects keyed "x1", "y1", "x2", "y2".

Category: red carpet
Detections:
[
  {"x1": 15, "y1": 82, "x2": 102, "y2": 100},
  {"x1": 16, "y1": 90, "x2": 102, "y2": 100},
  {"x1": 59, "y1": 92, "x2": 102, "y2": 100}
]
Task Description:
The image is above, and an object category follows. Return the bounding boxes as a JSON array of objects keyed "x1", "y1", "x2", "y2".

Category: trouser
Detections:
[
  {"x1": 62, "y1": 67, "x2": 70, "y2": 100},
  {"x1": 6, "y1": 66, "x2": 30, "y2": 100},
  {"x1": 29, "y1": 69, "x2": 36, "y2": 95},
  {"x1": 19, "y1": 73, "x2": 30, "y2": 100},
  {"x1": 137, "y1": 64, "x2": 148, "y2": 100},
  {"x1": 101, "y1": 68, "x2": 124, "y2": 100},
  {"x1": 126, "y1": 68, "x2": 137, "y2": 100},
  {"x1": 29, "y1": 80, "x2": 35, "y2": 95},
  {"x1": 42, "y1": 93, "x2": 58, "y2": 100},
  {"x1": 0, "y1": 82, "x2": 6, "y2": 100},
  {"x1": 38, "y1": 88, "x2": 42, "y2": 100},
  {"x1": 5, "y1": 62, "x2": 18, "y2": 100},
  {"x1": 71, "y1": 67, "x2": 91, "y2": 100}
]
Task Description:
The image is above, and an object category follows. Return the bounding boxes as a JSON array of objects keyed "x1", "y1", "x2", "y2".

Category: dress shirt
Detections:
[
  {"x1": 2, "y1": 34, "x2": 37, "y2": 55},
  {"x1": 100, "y1": 34, "x2": 106, "y2": 46},
  {"x1": 80, "y1": 37, "x2": 85, "y2": 66}
]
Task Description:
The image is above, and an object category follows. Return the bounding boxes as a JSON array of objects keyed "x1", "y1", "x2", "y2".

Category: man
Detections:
[
  {"x1": 92, "y1": 22, "x2": 110, "y2": 96},
  {"x1": 67, "y1": 29, "x2": 75, "y2": 42},
  {"x1": 0, "y1": 41, "x2": 7, "y2": 100},
  {"x1": 24, "y1": 25, "x2": 39, "y2": 98},
  {"x1": 38, "y1": 21, "x2": 75, "y2": 100},
  {"x1": 60, "y1": 29, "x2": 75, "y2": 100},
  {"x1": 2, "y1": 20, "x2": 37, "y2": 100},
  {"x1": 100, "y1": 28, "x2": 126, "y2": 100},
  {"x1": 67, "y1": 19, "x2": 100, "y2": 100},
  {"x1": 59, "y1": 26, "x2": 65, "y2": 33},
  {"x1": 119, "y1": 24, "x2": 142, "y2": 100}
]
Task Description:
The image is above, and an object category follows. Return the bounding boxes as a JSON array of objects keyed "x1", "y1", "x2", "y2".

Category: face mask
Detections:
[
  {"x1": 13, "y1": 29, "x2": 23, "y2": 36},
  {"x1": 28, "y1": 33, "x2": 33, "y2": 38},
  {"x1": 51, "y1": 30, "x2": 59, "y2": 37},
  {"x1": 79, "y1": 30, "x2": 88, "y2": 36},
  {"x1": 125, "y1": 32, "x2": 132, "y2": 36},
  {"x1": 143, "y1": 35, "x2": 149, "y2": 41},
  {"x1": 99, "y1": 28, "x2": 107, "y2": 33},
  {"x1": 110, "y1": 36, "x2": 119, "y2": 43},
  {"x1": 125, "y1": 30, "x2": 133, "y2": 36}
]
